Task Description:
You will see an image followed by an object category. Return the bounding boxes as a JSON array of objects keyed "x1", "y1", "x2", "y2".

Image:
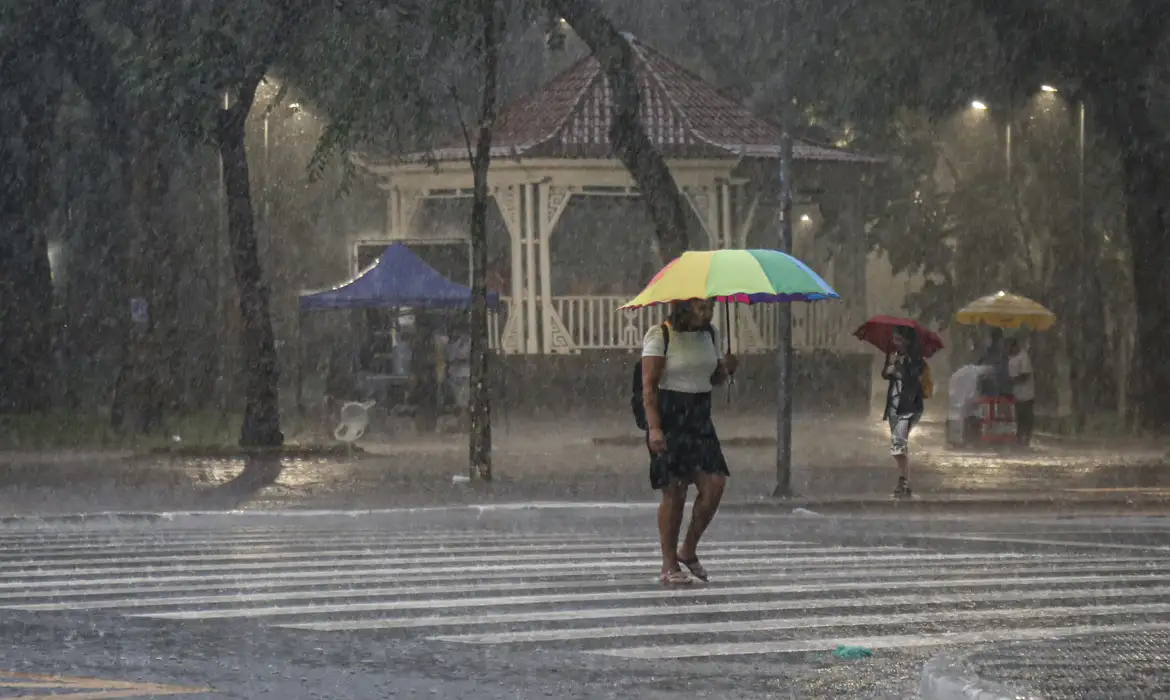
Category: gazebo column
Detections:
[
  {"x1": 385, "y1": 186, "x2": 424, "y2": 240},
  {"x1": 538, "y1": 184, "x2": 576, "y2": 354},
  {"x1": 495, "y1": 183, "x2": 573, "y2": 355},
  {"x1": 493, "y1": 185, "x2": 527, "y2": 354},
  {"x1": 523, "y1": 184, "x2": 538, "y2": 353},
  {"x1": 732, "y1": 184, "x2": 766, "y2": 353},
  {"x1": 682, "y1": 181, "x2": 766, "y2": 353}
]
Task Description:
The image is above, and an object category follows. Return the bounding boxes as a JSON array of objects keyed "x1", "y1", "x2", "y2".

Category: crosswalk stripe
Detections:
[
  {"x1": 0, "y1": 532, "x2": 651, "y2": 552},
  {"x1": 0, "y1": 539, "x2": 815, "y2": 562},
  {"x1": 0, "y1": 551, "x2": 1035, "y2": 585},
  {"x1": 907, "y1": 533, "x2": 1170, "y2": 553},
  {"x1": 0, "y1": 543, "x2": 897, "y2": 569},
  {"x1": 287, "y1": 584, "x2": 1170, "y2": 632},
  {"x1": 589, "y1": 622, "x2": 1170, "y2": 659},
  {"x1": 9, "y1": 561, "x2": 1164, "y2": 612},
  {"x1": 432, "y1": 601, "x2": 1170, "y2": 644},
  {"x1": 129, "y1": 572, "x2": 1170, "y2": 620},
  {"x1": 5, "y1": 528, "x2": 1167, "y2": 663},
  {"x1": 1, "y1": 556, "x2": 1149, "y2": 604}
]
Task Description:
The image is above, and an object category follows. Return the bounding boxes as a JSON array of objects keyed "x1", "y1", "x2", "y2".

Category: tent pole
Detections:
[{"x1": 296, "y1": 308, "x2": 305, "y2": 432}]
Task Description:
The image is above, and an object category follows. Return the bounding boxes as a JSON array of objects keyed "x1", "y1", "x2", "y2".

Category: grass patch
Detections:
[
  {"x1": 0, "y1": 410, "x2": 357, "y2": 457},
  {"x1": 0, "y1": 410, "x2": 238, "y2": 451}
]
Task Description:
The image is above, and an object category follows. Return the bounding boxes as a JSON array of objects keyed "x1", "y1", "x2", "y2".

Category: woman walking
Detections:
[
  {"x1": 883, "y1": 325, "x2": 926, "y2": 498},
  {"x1": 641, "y1": 299, "x2": 737, "y2": 586}
]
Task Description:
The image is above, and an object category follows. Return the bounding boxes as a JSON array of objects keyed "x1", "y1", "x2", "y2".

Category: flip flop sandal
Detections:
[
  {"x1": 678, "y1": 556, "x2": 709, "y2": 582},
  {"x1": 660, "y1": 569, "x2": 693, "y2": 586}
]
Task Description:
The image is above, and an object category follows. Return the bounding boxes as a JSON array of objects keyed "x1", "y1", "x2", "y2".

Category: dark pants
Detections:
[{"x1": 1016, "y1": 399, "x2": 1035, "y2": 445}]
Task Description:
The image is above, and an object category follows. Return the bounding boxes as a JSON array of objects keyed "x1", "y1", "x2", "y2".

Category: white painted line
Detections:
[
  {"x1": 0, "y1": 536, "x2": 659, "y2": 552},
  {"x1": 0, "y1": 552, "x2": 1071, "y2": 591},
  {"x1": 0, "y1": 532, "x2": 642, "y2": 551},
  {"x1": 433, "y1": 601, "x2": 1170, "y2": 644},
  {"x1": 0, "y1": 542, "x2": 858, "y2": 569},
  {"x1": 291, "y1": 584, "x2": 1170, "y2": 632},
  {"x1": 589, "y1": 622, "x2": 1170, "y2": 659},
  {"x1": 0, "y1": 551, "x2": 996, "y2": 582},
  {"x1": 131, "y1": 572, "x2": 1170, "y2": 621},
  {"x1": 11, "y1": 561, "x2": 1161, "y2": 612},
  {"x1": 908, "y1": 534, "x2": 1170, "y2": 553},
  {"x1": 0, "y1": 538, "x2": 772, "y2": 561},
  {"x1": 0, "y1": 556, "x2": 1138, "y2": 603}
]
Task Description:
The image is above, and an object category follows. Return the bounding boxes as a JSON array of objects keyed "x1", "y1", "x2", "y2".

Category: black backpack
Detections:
[{"x1": 631, "y1": 323, "x2": 715, "y2": 430}]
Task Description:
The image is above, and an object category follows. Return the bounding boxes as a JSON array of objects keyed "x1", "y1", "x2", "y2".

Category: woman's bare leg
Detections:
[
  {"x1": 679, "y1": 471, "x2": 726, "y2": 562},
  {"x1": 894, "y1": 454, "x2": 909, "y2": 481},
  {"x1": 658, "y1": 481, "x2": 688, "y2": 573}
]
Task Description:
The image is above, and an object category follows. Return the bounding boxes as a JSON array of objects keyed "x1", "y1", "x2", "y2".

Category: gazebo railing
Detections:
[{"x1": 486, "y1": 295, "x2": 860, "y2": 353}]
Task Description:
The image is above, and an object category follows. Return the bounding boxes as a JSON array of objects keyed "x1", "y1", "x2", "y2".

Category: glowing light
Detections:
[
  {"x1": 800, "y1": 214, "x2": 812, "y2": 222},
  {"x1": 970, "y1": 100, "x2": 988, "y2": 111},
  {"x1": 1040, "y1": 84, "x2": 1058, "y2": 93}
]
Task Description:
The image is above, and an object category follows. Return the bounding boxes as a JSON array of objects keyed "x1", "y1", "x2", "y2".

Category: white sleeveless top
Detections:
[{"x1": 641, "y1": 325, "x2": 721, "y2": 394}]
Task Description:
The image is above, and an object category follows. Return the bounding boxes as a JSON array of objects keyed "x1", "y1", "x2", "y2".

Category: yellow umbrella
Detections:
[{"x1": 955, "y1": 291, "x2": 1057, "y2": 331}]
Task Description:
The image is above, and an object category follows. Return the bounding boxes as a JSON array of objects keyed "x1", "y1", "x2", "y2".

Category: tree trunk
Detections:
[
  {"x1": 1120, "y1": 149, "x2": 1170, "y2": 433},
  {"x1": 220, "y1": 88, "x2": 283, "y2": 448},
  {"x1": 468, "y1": 0, "x2": 502, "y2": 481},
  {"x1": 111, "y1": 134, "x2": 173, "y2": 435},
  {"x1": 0, "y1": 43, "x2": 59, "y2": 414},
  {"x1": 545, "y1": 0, "x2": 692, "y2": 262},
  {"x1": 1092, "y1": 84, "x2": 1170, "y2": 434}
]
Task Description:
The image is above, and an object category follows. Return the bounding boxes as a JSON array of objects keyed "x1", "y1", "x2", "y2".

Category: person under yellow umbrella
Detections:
[{"x1": 956, "y1": 291, "x2": 1056, "y2": 445}]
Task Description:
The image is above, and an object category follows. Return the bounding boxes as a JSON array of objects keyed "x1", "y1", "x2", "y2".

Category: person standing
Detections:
[
  {"x1": 641, "y1": 299, "x2": 737, "y2": 586},
  {"x1": 1008, "y1": 338, "x2": 1036, "y2": 445},
  {"x1": 883, "y1": 326, "x2": 925, "y2": 498},
  {"x1": 446, "y1": 321, "x2": 472, "y2": 427}
]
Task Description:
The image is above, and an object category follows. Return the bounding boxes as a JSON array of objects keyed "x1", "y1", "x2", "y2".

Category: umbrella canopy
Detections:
[
  {"x1": 956, "y1": 291, "x2": 1056, "y2": 331},
  {"x1": 619, "y1": 249, "x2": 839, "y2": 309},
  {"x1": 854, "y1": 316, "x2": 945, "y2": 358}
]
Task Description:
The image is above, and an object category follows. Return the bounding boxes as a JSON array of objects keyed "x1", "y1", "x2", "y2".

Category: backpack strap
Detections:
[{"x1": 661, "y1": 323, "x2": 671, "y2": 355}]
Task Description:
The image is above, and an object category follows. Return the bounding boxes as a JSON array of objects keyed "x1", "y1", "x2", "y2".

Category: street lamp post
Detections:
[{"x1": 774, "y1": 0, "x2": 795, "y2": 498}]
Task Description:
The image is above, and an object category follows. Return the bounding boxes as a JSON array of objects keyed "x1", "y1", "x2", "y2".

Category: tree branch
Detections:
[
  {"x1": 447, "y1": 84, "x2": 476, "y2": 165},
  {"x1": 543, "y1": 0, "x2": 691, "y2": 262}
]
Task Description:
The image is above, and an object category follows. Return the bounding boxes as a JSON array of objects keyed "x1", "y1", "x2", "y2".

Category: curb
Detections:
[
  {"x1": 0, "y1": 512, "x2": 170, "y2": 526},
  {"x1": 591, "y1": 435, "x2": 777, "y2": 448},
  {"x1": 919, "y1": 654, "x2": 1040, "y2": 700},
  {"x1": 723, "y1": 495, "x2": 1170, "y2": 514}
]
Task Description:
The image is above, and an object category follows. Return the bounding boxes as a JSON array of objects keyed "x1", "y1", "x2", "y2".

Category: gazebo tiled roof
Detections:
[{"x1": 388, "y1": 38, "x2": 877, "y2": 165}]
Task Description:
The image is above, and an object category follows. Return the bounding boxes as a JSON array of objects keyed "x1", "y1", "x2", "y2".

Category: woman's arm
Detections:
[
  {"x1": 642, "y1": 327, "x2": 667, "y2": 431},
  {"x1": 881, "y1": 353, "x2": 898, "y2": 380},
  {"x1": 708, "y1": 327, "x2": 736, "y2": 386},
  {"x1": 711, "y1": 359, "x2": 729, "y2": 386},
  {"x1": 642, "y1": 356, "x2": 665, "y2": 430}
]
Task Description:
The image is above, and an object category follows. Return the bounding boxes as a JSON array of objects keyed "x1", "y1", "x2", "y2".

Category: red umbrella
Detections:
[{"x1": 854, "y1": 315, "x2": 945, "y2": 358}]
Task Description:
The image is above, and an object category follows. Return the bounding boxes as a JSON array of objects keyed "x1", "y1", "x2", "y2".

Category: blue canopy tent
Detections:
[
  {"x1": 295, "y1": 243, "x2": 501, "y2": 425},
  {"x1": 299, "y1": 242, "x2": 500, "y2": 311}
]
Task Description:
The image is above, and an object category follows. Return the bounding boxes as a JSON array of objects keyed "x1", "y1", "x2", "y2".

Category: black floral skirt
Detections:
[{"x1": 647, "y1": 389, "x2": 730, "y2": 490}]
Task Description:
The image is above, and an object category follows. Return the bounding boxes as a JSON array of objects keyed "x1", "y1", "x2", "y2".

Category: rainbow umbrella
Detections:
[{"x1": 620, "y1": 249, "x2": 839, "y2": 309}]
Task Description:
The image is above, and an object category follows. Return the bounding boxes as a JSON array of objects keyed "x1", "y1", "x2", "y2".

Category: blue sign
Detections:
[{"x1": 130, "y1": 298, "x2": 149, "y2": 324}]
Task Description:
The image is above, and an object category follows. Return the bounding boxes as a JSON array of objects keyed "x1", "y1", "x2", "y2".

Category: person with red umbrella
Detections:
[{"x1": 855, "y1": 317, "x2": 942, "y2": 498}]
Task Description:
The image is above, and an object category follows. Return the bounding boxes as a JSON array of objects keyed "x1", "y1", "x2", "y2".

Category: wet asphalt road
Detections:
[{"x1": 1, "y1": 507, "x2": 1169, "y2": 699}]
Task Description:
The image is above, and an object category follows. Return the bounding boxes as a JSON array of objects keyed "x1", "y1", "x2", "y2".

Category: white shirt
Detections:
[
  {"x1": 948, "y1": 364, "x2": 993, "y2": 420},
  {"x1": 1008, "y1": 351, "x2": 1035, "y2": 402},
  {"x1": 642, "y1": 325, "x2": 721, "y2": 394}
]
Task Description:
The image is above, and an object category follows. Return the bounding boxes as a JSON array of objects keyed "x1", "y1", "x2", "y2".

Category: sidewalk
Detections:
[
  {"x1": 920, "y1": 631, "x2": 1170, "y2": 699},
  {"x1": 0, "y1": 412, "x2": 1167, "y2": 516}
]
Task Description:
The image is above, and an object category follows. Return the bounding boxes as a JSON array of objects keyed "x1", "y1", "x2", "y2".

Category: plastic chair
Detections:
[{"x1": 334, "y1": 400, "x2": 377, "y2": 443}]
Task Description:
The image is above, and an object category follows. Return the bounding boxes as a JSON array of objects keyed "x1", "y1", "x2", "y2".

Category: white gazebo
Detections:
[{"x1": 353, "y1": 38, "x2": 879, "y2": 357}]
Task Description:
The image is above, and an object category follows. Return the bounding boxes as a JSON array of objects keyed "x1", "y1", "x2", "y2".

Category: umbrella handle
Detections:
[{"x1": 723, "y1": 302, "x2": 734, "y2": 403}]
